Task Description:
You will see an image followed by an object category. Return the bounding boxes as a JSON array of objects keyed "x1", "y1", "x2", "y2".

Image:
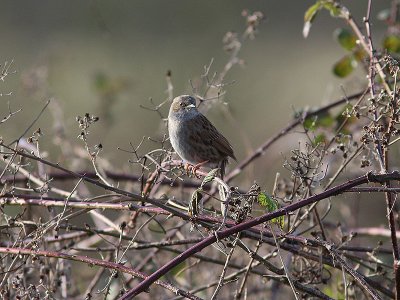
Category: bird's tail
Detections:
[{"x1": 220, "y1": 158, "x2": 228, "y2": 179}]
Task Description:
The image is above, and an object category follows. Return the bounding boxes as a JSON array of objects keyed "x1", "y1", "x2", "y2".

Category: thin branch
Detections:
[
  {"x1": 0, "y1": 247, "x2": 202, "y2": 300},
  {"x1": 8, "y1": 99, "x2": 51, "y2": 146},
  {"x1": 224, "y1": 89, "x2": 367, "y2": 183}
]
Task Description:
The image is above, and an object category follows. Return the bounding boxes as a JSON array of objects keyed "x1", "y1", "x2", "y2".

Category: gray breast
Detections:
[{"x1": 168, "y1": 116, "x2": 197, "y2": 164}]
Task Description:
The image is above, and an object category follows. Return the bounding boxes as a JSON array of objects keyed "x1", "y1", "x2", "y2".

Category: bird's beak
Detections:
[{"x1": 186, "y1": 104, "x2": 196, "y2": 109}]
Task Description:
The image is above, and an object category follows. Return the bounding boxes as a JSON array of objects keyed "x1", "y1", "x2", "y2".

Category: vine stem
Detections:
[
  {"x1": 120, "y1": 171, "x2": 400, "y2": 299},
  {"x1": 364, "y1": 1, "x2": 400, "y2": 298}
]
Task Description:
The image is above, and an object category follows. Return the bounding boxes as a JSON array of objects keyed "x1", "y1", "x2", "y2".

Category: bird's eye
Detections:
[{"x1": 180, "y1": 102, "x2": 184, "y2": 107}]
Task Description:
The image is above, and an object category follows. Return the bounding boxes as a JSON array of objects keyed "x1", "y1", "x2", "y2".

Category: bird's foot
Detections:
[{"x1": 185, "y1": 161, "x2": 209, "y2": 178}]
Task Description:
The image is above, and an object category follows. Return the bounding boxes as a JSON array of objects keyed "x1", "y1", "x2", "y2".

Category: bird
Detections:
[{"x1": 168, "y1": 95, "x2": 235, "y2": 178}]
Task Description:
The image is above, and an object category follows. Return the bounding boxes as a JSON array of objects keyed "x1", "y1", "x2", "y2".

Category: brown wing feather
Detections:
[{"x1": 197, "y1": 114, "x2": 236, "y2": 160}]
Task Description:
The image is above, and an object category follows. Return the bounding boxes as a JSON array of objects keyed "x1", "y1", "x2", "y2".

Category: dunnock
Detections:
[{"x1": 168, "y1": 95, "x2": 235, "y2": 178}]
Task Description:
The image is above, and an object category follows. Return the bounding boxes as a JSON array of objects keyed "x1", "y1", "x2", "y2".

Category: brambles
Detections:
[{"x1": 1, "y1": 2, "x2": 400, "y2": 300}]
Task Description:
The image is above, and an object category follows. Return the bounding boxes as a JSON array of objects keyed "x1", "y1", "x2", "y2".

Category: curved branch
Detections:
[{"x1": 121, "y1": 171, "x2": 400, "y2": 299}]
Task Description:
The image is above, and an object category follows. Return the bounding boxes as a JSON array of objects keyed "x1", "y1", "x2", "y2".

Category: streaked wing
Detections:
[{"x1": 194, "y1": 114, "x2": 236, "y2": 160}]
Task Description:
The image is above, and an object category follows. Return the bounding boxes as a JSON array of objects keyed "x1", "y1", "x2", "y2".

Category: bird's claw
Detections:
[
  {"x1": 184, "y1": 161, "x2": 209, "y2": 178},
  {"x1": 184, "y1": 163, "x2": 201, "y2": 178}
]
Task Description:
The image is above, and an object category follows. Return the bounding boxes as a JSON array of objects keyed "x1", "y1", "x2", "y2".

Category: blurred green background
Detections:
[
  {"x1": 2, "y1": 3, "x2": 399, "y2": 298},
  {"x1": 0, "y1": 1, "x2": 392, "y2": 218},
  {"x1": 2, "y1": 2, "x2": 399, "y2": 292}
]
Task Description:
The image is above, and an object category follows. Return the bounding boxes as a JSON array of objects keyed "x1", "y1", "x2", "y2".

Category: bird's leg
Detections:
[{"x1": 185, "y1": 160, "x2": 209, "y2": 178}]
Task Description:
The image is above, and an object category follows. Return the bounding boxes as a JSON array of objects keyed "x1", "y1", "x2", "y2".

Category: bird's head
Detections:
[{"x1": 170, "y1": 95, "x2": 197, "y2": 113}]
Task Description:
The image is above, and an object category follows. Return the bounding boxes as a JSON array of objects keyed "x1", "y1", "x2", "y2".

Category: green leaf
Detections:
[
  {"x1": 303, "y1": 1, "x2": 349, "y2": 38},
  {"x1": 303, "y1": 2, "x2": 322, "y2": 38},
  {"x1": 383, "y1": 35, "x2": 400, "y2": 54},
  {"x1": 319, "y1": 0, "x2": 349, "y2": 19},
  {"x1": 334, "y1": 28, "x2": 357, "y2": 51},
  {"x1": 303, "y1": 117, "x2": 317, "y2": 131},
  {"x1": 313, "y1": 133, "x2": 327, "y2": 146},
  {"x1": 335, "y1": 104, "x2": 357, "y2": 132},
  {"x1": 257, "y1": 192, "x2": 284, "y2": 228},
  {"x1": 304, "y1": 2, "x2": 322, "y2": 23},
  {"x1": 333, "y1": 55, "x2": 357, "y2": 77},
  {"x1": 318, "y1": 113, "x2": 335, "y2": 127},
  {"x1": 201, "y1": 168, "x2": 219, "y2": 187},
  {"x1": 257, "y1": 192, "x2": 272, "y2": 208},
  {"x1": 322, "y1": 1, "x2": 340, "y2": 17},
  {"x1": 304, "y1": 112, "x2": 334, "y2": 131}
]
